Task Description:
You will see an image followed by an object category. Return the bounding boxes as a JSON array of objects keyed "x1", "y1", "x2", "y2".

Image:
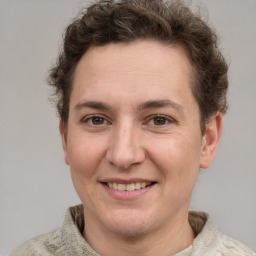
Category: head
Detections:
[
  {"x1": 48, "y1": 0, "x2": 228, "y2": 134},
  {"x1": 48, "y1": 0, "x2": 229, "y2": 250}
]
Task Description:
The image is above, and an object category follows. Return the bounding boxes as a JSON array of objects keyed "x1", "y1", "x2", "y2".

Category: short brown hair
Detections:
[{"x1": 48, "y1": 0, "x2": 228, "y2": 133}]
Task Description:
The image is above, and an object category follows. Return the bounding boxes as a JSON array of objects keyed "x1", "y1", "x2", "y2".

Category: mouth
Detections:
[
  {"x1": 100, "y1": 179, "x2": 156, "y2": 200},
  {"x1": 102, "y1": 181, "x2": 156, "y2": 191}
]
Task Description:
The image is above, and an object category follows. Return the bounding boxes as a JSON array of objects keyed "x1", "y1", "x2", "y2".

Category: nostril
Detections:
[
  {"x1": 105, "y1": 127, "x2": 147, "y2": 169},
  {"x1": 106, "y1": 149, "x2": 145, "y2": 169}
]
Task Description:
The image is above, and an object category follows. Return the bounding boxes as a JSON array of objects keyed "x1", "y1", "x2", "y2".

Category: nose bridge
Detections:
[{"x1": 106, "y1": 119, "x2": 145, "y2": 169}]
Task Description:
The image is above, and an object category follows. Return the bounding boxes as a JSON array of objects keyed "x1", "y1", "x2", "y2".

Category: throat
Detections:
[{"x1": 83, "y1": 211, "x2": 195, "y2": 256}]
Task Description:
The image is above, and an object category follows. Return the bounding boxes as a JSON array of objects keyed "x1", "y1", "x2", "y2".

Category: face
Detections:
[{"x1": 60, "y1": 40, "x2": 221, "y2": 238}]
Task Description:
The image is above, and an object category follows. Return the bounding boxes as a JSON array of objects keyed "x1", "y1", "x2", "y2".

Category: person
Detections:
[{"x1": 10, "y1": 0, "x2": 255, "y2": 255}]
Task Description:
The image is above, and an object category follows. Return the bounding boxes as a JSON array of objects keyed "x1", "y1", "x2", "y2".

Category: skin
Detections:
[{"x1": 60, "y1": 40, "x2": 222, "y2": 256}]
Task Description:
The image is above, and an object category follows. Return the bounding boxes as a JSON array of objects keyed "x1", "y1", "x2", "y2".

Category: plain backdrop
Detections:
[{"x1": 0, "y1": 0, "x2": 255, "y2": 255}]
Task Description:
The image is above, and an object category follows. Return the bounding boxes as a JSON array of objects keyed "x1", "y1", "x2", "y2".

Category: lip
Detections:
[
  {"x1": 99, "y1": 178, "x2": 156, "y2": 200},
  {"x1": 100, "y1": 178, "x2": 155, "y2": 184}
]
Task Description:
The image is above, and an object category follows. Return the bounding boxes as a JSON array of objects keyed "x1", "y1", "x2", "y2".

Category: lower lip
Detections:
[{"x1": 101, "y1": 183, "x2": 155, "y2": 200}]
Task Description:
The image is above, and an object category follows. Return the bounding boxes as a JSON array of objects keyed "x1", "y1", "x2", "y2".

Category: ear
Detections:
[
  {"x1": 200, "y1": 113, "x2": 223, "y2": 169},
  {"x1": 59, "y1": 120, "x2": 70, "y2": 165}
]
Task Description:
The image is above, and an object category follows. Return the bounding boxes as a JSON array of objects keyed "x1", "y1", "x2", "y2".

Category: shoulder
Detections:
[
  {"x1": 10, "y1": 205, "x2": 86, "y2": 256},
  {"x1": 10, "y1": 228, "x2": 62, "y2": 256},
  {"x1": 216, "y1": 233, "x2": 256, "y2": 256},
  {"x1": 188, "y1": 211, "x2": 255, "y2": 256}
]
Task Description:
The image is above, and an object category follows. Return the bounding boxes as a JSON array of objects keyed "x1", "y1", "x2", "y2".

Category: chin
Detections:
[
  {"x1": 103, "y1": 209, "x2": 155, "y2": 237},
  {"x1": 107, "y1": 222, "x2": 151, "y2": 238}
]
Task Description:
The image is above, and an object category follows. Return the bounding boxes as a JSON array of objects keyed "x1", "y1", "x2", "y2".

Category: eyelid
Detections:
[
  {"x1": 146, "y1": 114, "x2": 176, "y2": 126},
  {"x1": 82, "y1": 114, "x2": 111, "y2": 125},
  {"x1": 81, "y1": 113, "x2": 175, "y2": 126}
]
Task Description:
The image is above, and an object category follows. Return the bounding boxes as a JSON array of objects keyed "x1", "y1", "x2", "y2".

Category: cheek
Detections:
[
  {"x1": 148, "y1": 135, "x2": 201, "y2": 182},
  {"x1": 67, "y1": 135, "x2": 106, "y2": 180},
  {"x1": 67, "y1": 138, "x2": 104, "y2": 205}
]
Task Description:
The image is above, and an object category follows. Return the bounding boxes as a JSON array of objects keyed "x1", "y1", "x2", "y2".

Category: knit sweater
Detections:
[{"x1": 11, "y1": 204, "x2": 255, "y2": 256}]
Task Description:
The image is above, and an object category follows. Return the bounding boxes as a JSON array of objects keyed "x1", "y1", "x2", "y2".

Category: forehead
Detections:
[
  {"x1": 70, "y1": 40, "x2": 196, "y2": 111},
  {"x1": 75, "y1": 40, "x2": 192, "y2": 77}
]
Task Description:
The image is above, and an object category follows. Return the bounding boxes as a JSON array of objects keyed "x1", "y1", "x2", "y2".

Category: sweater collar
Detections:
[{"x1": 60, "y1": 205, "x2": 217, "y2": 256}]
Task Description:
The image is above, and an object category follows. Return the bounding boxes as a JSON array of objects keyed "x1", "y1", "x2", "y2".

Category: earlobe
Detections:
[
  {"x1": 59, "y1": 120, "x2": 70, "y2": 165},
  {"x1": 200, "y1": 113, "x2": 223, "y2": 169}
]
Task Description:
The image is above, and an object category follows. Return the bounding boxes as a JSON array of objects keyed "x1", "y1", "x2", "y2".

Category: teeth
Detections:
[
  {"x1": 106, "y1": 182, "x2": 153, "y2": 191},
  {"x1": 126, "y1": 183, "x2": 135, "y2": 191},
  {"x1": 118, "y1": 184, "x2": 126, "y2": 191},
  {"x1": 135, "y1": 182, "x2": 141, "y2": 189}
]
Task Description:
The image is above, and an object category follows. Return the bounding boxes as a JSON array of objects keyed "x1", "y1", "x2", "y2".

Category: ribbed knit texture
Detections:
[{"x1": 11, "y1": 205, "x2": 255, "y2": 256}]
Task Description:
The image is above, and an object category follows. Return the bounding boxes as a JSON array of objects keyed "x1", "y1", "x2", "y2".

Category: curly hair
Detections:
[{"x1": 48, "y1": 0, "x2": 228, "y2": 133}]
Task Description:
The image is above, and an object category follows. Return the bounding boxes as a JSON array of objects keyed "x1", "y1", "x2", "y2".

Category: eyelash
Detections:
[
  {"x1": 146, "y1": 114, "x2": 175, "y2": 126},
  {"x1": 82, "y1": 114, "x2": 175, "y2": 127},
  {"x1": 82, "y1": 115, "x2": 110, "y2": 126}
]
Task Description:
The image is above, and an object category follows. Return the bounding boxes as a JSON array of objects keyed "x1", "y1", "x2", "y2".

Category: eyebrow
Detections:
[
  {"x1": 75, "y1": 101, "x2": 111, "y2": 111},
  {"x1": 74, "y1": 99, "x2": 184, "y2": 113},
  {"x1": 138, "y1": 99, "x2": 184, "y2": 113}
]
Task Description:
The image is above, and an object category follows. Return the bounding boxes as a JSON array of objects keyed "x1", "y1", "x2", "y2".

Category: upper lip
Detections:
[{"x1": 100, "y1": 178, "x2": 156, "y2": 184}]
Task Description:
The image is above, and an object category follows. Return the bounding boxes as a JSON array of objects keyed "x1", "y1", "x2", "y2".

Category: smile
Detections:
[{"x1": 106, "y1": 182, "x2": 154, "y2": 191}]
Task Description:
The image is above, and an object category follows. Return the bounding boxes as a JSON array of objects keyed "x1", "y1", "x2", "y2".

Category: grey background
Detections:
[{"x1": 0, "y1": 0, "x2": 255, "y2": 254}]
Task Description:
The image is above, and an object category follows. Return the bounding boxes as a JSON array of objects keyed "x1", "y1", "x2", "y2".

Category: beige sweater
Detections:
[{"x1": 11, "y1": 204, "x2": 255, "y2": 256}]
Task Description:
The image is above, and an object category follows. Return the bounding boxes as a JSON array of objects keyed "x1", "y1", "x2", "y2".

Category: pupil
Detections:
[
  {"x1": 154, "y1": 117, "x2": 165, "y2": 125},
  {"x1": 92, "y1": 117, "x2": 104, "y2": 125}
]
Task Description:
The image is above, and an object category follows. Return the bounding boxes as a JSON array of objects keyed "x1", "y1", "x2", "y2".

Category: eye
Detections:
[
  {"x1": 90, "y1": 116, "x2": 105, "y2": 125},
  {"x1": 147, "y1": 115, "x2": 174, "y2": 126},
  {"x1": 83, "y1": 115, "x2": 108, "y2": 126},
  {"x1": 152, "y1": 116, "x2": 167, "y2": 125}
]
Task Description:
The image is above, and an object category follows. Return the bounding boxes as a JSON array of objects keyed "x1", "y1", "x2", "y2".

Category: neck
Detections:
[{"x1": 83, "y1": 211, "x2": 195, "y2": 256}]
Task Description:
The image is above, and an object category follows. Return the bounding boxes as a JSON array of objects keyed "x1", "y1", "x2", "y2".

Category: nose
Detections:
[{"x1": 106, "y1": 122, "x2": 146, "y2": 170}]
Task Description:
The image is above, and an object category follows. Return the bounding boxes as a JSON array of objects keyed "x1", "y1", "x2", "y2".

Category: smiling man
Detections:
[{"x1": 11, "y1": 0, "x2": 255, "y2": 255}]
